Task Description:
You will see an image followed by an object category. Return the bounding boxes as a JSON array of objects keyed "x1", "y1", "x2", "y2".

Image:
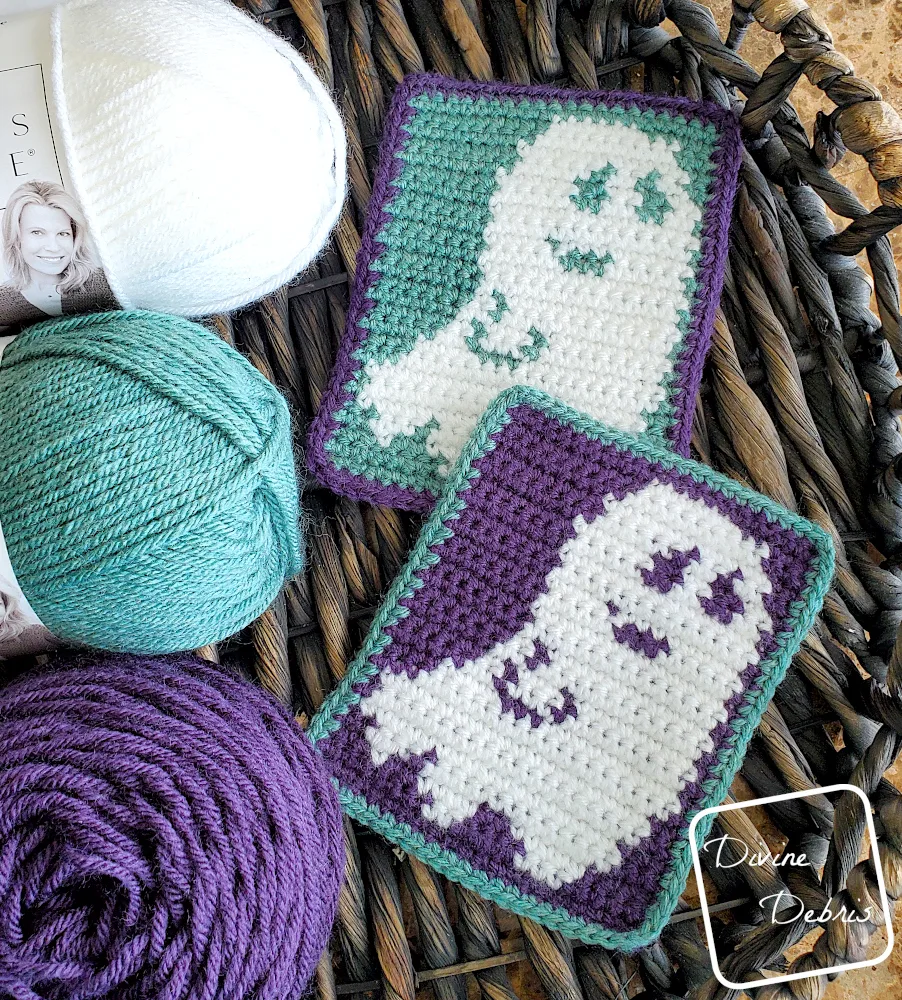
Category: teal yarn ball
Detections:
[{"x1": 0, "y1": 311, "x2": 303, "y2": 653}]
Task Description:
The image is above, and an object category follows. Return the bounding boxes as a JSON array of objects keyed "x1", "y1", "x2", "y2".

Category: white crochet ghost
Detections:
[
  {"x1": 362, "y1": 482, "x2": 773, "y2": 887},
  {"x1": 359, "y1": 115, "x2": 703, "y2": 471}
]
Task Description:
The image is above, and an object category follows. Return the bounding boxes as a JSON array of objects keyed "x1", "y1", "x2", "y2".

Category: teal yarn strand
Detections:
[{"x1": 0, "y1": 311, "x2": 303, "y2": 653}]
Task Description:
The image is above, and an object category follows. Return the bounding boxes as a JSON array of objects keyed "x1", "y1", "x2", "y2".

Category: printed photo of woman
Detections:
[
  {"x1": 0, "y1": 179, "x2": 117, "y2": 326},
  {"x1": 0, "y1": 572, "x2": 54, "y2": 659}
]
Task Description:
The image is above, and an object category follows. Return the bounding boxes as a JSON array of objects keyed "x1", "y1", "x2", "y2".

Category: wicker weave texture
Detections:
[
  {"x1": 12, "y1": 1, "x2": 901, "y2": 998},
  {"x1": 218, "y1": 2, "x2": 902, "y2": 998}
]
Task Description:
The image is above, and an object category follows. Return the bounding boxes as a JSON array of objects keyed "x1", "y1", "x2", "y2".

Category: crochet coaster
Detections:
[
  {"x1": 309, "y1": 74, "x2": 742, "y2": 511},
  {"x1": 310, "y1": 387, "x2": 834, "y2": 948}
]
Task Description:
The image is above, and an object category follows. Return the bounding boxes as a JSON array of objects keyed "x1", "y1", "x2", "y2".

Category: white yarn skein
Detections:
[{"x1": 49, "y1": 0, "x2": 346, "y2": 316}]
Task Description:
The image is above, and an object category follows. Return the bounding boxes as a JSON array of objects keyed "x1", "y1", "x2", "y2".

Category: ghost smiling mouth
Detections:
[
  {"x1": 492, "y1": 639, "x2": 578, "y2": 728},
  {"x1": 545, "y1": 237, "x2": 614, "y2": 278}
]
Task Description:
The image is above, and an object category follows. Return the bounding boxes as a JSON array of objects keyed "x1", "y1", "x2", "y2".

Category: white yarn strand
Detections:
[{"x1": 0, "y1": 337, "x2": 52, "y2": 660}]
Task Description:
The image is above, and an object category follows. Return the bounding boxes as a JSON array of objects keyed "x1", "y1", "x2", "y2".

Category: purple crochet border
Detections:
[{"x1": 307, "y1": 73, "x2": 743, "y2": 512}]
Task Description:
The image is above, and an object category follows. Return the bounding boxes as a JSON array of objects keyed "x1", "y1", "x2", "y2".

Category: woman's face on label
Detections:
[
  {"x1": 19, "y1": 203, "x2": 74, "y2": 276},
  {"x1": 0, "y1": 585, "x2": 25, "y2": 640}
]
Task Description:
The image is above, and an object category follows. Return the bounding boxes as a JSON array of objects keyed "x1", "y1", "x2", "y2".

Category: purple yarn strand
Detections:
[{"x1": 0, "y1": 654, "x2": 343, "y2": 1000}]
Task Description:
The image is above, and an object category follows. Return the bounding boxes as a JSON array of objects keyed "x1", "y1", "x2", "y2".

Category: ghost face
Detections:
[
  {"x1": 474, "y1": 115, "x2": 701, "y2": 361},
  {"x1": 362, "y1": 482, "x2": 773, "y2": 888},
  {"x1": 359, "y1": 116, "x2": 703, "y2": 471}
]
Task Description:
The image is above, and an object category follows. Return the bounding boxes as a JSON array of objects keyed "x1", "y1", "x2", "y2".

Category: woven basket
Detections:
[
  {"x1": 13, "y1": 0, "x2": 902, "y2": 997},
  {"x1": 226, "y1": 2, "x2": 902, "y2": 998}
]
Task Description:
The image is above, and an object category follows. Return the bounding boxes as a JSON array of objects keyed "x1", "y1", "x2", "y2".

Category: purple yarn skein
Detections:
[{"x1": 0, "y1": 654, "x2": 344, "y2": 1000}]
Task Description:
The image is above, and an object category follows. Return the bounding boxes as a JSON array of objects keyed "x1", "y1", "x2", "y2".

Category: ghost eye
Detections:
[
  {"x1": 639, "y1": 546, "x2": 700, "y2": 593},
  {"x1": 634, "y1": 169, "x2": 673, "y2": 225},
  {"x1": 570, "y1": 163, "x2": 616, "y2": 213},
  {"x1": 639, "y1": 549, "x2": 746, "y2": 624},
  {"x1": 699, "y1": 569, "x2": 745, "y2": 624}
]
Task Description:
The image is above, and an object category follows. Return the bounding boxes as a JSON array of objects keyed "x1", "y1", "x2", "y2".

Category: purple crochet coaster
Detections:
[
  {"x1": 308, "y1": 73, "x2": 742, "y2": 512},
  {"x1": 310, "y1": 387, "x2": 834, "y2": 948}
]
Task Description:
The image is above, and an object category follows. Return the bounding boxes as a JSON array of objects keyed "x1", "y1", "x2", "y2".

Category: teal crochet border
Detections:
[{"x1": 309, "y1": 386, "x2": 836, "y2": 950}]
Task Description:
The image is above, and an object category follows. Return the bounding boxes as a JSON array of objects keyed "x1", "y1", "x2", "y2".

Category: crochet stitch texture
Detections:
[
  {"x1": 309, "y1": 74, "x2": 742, "y2": 511},
  {"x1": 310, "y1": 388, "x2": 835, "y2": 948}
]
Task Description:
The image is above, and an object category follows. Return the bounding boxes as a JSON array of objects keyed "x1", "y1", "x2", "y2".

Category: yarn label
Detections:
[
  {"x1": 0, "y1": 8, "x2": 118, "y2": 333},
  {"x1": 0, "y1": 326, "x2": 57, "y2": 657},
  {"x1": 0, "y1": 515, "x2": 56, "y2": 663}
]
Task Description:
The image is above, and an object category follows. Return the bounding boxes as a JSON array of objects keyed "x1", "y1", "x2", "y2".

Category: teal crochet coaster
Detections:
[
  {"x1": 309, "y1": 74, "x2": 742, "y2": 511},
  {"x1": 310, "y1": 387, "x2": 834, "y2": 948}
]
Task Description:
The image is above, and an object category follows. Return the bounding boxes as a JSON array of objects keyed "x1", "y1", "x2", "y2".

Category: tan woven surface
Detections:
[
  {"x1": 707, "y1": 4, "x2": 902, "y2": 996},
  {"x1": 221, "y1": 1, "x2": 902, "y2": 998},
  {"x1": 706, "y1": 0, "x2": 902, "y2": 273}
]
